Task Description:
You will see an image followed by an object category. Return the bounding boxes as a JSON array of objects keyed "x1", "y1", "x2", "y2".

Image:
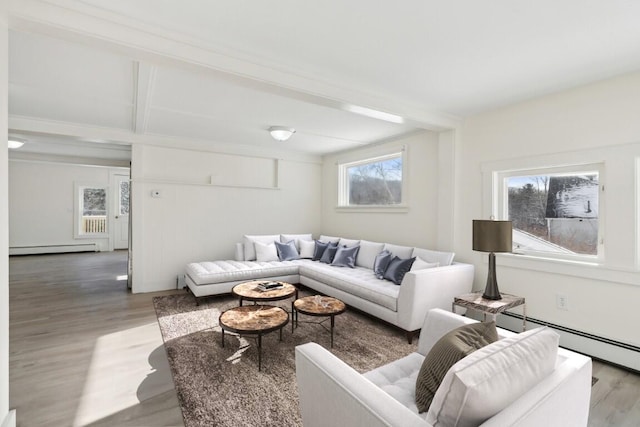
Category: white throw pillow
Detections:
[
  {"x1": 410, "y1": 257, "x2": 439, "y2": 271},
  {"x1": 355, "y1": 240, "x2": 385, "y2": 270},
  {"x1": 243, "y1": 234, "x2": 280, "y2": 261},
  {"x1": 426, "y1": 327, "x2": 559, "y2": 427},
  {"x1": 318, "y1": 235, "x2": 340, "y2": 244},
  {"x1": 299, "y1": 239, "x2": 316, "y2": 259},
  {"x1": 412, "y1": 247, "x2": 455, "y2": 267},
  {"x1": 254, "y1": 241, "x2": 279, "y2": 262},
  {"x1": 280, "y1": 234, "x2": 313, "y2": 250}
]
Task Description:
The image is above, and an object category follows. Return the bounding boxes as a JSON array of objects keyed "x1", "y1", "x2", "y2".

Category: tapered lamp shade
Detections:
[{"x1": 472, "y1": 220, "x2": 512, "y2": 300}]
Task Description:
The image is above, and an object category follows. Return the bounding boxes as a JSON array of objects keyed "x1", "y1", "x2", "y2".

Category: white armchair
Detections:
[{"x1": 295, "y1": 308, "x2": 592, "y2": 427}]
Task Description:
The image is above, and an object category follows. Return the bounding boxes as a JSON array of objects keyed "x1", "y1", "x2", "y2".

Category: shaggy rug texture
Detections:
[{"x1": 153, "y1": 291, "x2": 417, "y2": 427}]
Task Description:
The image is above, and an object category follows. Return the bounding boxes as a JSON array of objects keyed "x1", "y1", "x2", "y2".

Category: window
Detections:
[
  {"x1": 119, "y1": 180, "x2": 130, "y2": 216},
  {"x1": 76, "y1": 185, "x2": 108, "y2": 236},
  {"x1": 338, "y1": 152, "x2": 405, "y2": 207},
  {"x1": 497, "y1": 164, "x2": 603, "y2": 261}
]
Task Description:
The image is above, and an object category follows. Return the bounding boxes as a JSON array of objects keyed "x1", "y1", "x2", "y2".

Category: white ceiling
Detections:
[{"x1": 7, "y1": 0, "x2": 640, "y2": 157}]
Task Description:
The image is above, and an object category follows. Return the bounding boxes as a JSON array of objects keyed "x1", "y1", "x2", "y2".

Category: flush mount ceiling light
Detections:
[
  {"x1": 269, "y1": 126, "x2": 296, "y2": 141},
  {"x1": 8, "y1": 138, "x2": 25, "y2": 149}
]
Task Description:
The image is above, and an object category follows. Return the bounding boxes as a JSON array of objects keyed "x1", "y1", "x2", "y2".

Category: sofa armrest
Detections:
[
  {"x1": 397, "y1": 263, "x2": 474, "y2": 333},
  {"x1": 235, "y1": 243, "x2": 244, "y2": 261},
  {"x1": 295, "y1": 343, "x2": 428, "y2": 427}
]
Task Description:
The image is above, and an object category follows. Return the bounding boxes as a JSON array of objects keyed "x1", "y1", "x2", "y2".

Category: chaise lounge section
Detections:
[{"x1": 185, "y1": 234, "x2": 474, "y2": 341}]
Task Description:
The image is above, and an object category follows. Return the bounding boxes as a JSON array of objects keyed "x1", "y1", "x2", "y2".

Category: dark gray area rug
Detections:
[{"x1": 153, "y1": 291, "x2": 417, "y2": 427}]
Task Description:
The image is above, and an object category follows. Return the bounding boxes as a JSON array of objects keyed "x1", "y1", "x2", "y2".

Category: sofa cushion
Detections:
[
  {"x1": 280, "y1": 233, "x2": 313, "y2": 251},
  {"x1": 426, "y1": 327, "x2": 559, "y2": 426},
  {"x1": 415, "y1": 321, "x2": 498, "y2": 413},
  {"x1": 243, "y1": 234, "x2": 280, "y2": 261},
  {"x1": 299, "y1": 239, "x2": 315, "y2": 259},
  {"x1": 331, "y1": 245, "x2": 360, "y2": 268},
  {"x1": 356, "y1": 240, "x2": 385, "y2": 270},
  {"x1": 383, "y1": 256, "x2": 416, "y2": 285},
  {"x1": 320, "y1": 242, "x2": 339, "y2": 264},
  {"x1": 186, "y1": 260, "x2": 300, "y2": 285},
  {"x1": 364, "y1": 352, "x2": 426, "y2": 415},
  {"x1": 411, "y1": 257, "x2": 439, "y2": 271},
  {"x1": 373, "y1": 250, "x2": 393, "y2": 279},
  {"x1": 275, "y1": 240, "x2": 300, "y2": 261},
  {"x1": 338, "y1": 238, "x2": 361, "y2": 248},
  {"x1": 299, "y1": 261, "x2": 399, "y2": 311},
  {"x1": 412, "y1": 247, "x2": 455, "y2": 267},
  {"x1": 383, "y1": 243, "x2": 414, "y2": 259},
  {"x1": 318, "y1": 235, "x2": 340, "y2": 244},
  {"x1": 255, "y1": 241, "x2": 279, "y2": 262}
]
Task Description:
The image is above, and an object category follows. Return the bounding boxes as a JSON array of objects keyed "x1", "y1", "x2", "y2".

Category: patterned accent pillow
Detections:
[{"x1": 415, "y1": 321, "x2": 498, "y2": 413}]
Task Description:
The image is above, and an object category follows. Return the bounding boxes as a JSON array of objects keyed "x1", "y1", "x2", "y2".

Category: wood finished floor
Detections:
[{"x1": 8, "y1": 251, "x2": 640, "y2": 426}]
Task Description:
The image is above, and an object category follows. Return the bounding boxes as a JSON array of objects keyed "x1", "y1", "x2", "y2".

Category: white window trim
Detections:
[
  {"x1": 337, "y1": 145, "x2": 408, "y2": 210},
  {"x1": 495, "y1": 162, "x2": 604, "y2": 263},
  {"x1": 74, "y1": 182, "x2": 110, "y2": 239}
]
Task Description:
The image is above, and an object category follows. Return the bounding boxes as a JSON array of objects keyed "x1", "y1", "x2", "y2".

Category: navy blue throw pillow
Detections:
[
  {"x1": 331, "y1": 245, "x2": 360, "y2": 268},
  {"x1": 312, "y1": 240, "x2": 329, "y2": 261},
  {"x1": 320, "y1": 242, "x2": 339, "y2": 264},
  {"x1": 275, "y1": 240, "x2": 300, "y2": 261},
  {"x1": 383, "y1": 256, "x2": 416, "y2": 285},
  {"x1": 373, "y1": 250, "x2": 393, "y2": 279}
]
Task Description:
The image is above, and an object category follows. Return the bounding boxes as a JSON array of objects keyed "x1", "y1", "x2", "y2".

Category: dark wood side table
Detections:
[{"x1": 452, "y1": 292, "x2": 526, "y2": 331}]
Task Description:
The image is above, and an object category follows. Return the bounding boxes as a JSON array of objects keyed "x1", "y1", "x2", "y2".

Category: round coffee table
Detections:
[
  {"x1": 293, "y1": 295, "x2": 346, "y2": 348},
  {"x1": 219, "y1": 305, "x2": 289, "y2": 371},
  {"x1": 232, "y1": 281, "x2": 298, "y2": 306}
]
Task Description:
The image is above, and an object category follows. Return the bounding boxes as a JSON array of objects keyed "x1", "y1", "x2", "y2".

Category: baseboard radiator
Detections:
[
  {"x1": 498, "y1": 312, "x2": 640, "y2": 373},
  {"x1": 9, "y1": 243, "x2": 98, "y2": 255}
]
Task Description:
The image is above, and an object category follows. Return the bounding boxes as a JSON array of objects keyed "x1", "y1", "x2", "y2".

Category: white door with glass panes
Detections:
[{"x1": 113, "y1": 174, "x2": 130, "y2": 249}]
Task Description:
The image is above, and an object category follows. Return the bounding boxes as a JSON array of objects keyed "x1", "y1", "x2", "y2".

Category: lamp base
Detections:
[{"x1": 482, "y1": 252, "x2": 502, "y2": 300}]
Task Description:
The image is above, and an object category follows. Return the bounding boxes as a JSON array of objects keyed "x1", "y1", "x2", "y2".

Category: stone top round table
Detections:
[{"x1": 232, "y1": 281, "x2": 298, "y2": 306}]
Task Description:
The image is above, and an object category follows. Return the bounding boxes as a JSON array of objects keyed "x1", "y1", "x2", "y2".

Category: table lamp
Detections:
[{"x1": 472, "y1": 219, "x2": 513, "y2": 300}]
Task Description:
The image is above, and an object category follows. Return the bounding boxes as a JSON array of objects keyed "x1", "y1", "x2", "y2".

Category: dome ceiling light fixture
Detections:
[
  {"x1": 8, "y1": 138, "x2": 25, "y2": 149},
  {"x1": 269, "y1": 126, "x2": 296, "y2": 141}
]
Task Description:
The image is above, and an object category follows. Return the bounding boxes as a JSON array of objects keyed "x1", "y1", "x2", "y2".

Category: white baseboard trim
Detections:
[
  {"x1": 497, "y1": 312, "x2": 640, "y2": 373},
  {"x1": 1, "y1": 410, "x2": 16, "y2": 427},
  {"x1": 9, "y1": 243, "x2": 97, "y2": 255}
]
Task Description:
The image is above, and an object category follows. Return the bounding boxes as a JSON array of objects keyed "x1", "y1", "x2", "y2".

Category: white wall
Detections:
[
  {"x1": 8, "y1": 160, "x2": 128, "y2": 252},
  {"x1": 456, "y1": 71, "x2": 640, "y2": 349},
  {"x1": 0, "y1": 4, "x2": 12, "y2": 426},
  {"x1": 321, "y1": 131, "x2": 441, "y2": 247},
  {"x1": 131, "y1": 145, "x2": 322, "y2": 293}
]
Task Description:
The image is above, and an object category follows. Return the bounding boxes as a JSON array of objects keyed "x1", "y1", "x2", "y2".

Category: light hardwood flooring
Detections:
[
  {"x1": 9, "y1": 251, "x2": 184, "y2": 427},
  {"x1": 8, "y1": 251, "x2": 640, "y2": 426}
]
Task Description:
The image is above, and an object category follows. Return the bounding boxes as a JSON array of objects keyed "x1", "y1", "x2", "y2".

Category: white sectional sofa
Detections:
[
  {"x1": 185, "y1": 234, "x2": 474, "y2": 342},
  {"x1": 295, "y1": 308, "x2": 593, "y2": 427}
]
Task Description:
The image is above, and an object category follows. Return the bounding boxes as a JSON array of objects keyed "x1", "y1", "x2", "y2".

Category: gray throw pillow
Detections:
[
  {"x1": 415, "y1": 321, "x2": 498, "y2": 413},
  {"x1": 382, "y1": 256, "x2": 415, "y2": 285},
  {"x1": 373, "y1": 250, "x2": 393, "y2": 279},
  {"x1": 312, "y1": 240, "x2": 329, "y2": 261},
  {"x1": 274, "y1": 240, "x2": 299, "y2": 261},
  {"x1": 331, "y1": 245, "x2": 360, "y2": 268},
  {"x1": 320, "y1": 242, "x2": 339, "y2": 264}
]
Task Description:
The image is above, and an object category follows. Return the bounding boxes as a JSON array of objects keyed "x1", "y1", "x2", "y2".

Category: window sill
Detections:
[
  {"x1": 335, "y1": 205, "x2": 409, "y2": 213},
  {"x1": 497, "y1": 252, "x2": 639, "y2": 286}
]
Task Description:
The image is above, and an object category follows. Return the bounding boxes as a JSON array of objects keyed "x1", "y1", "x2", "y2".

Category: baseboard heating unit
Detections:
[{"x1": 9, "y1": 243, "x2": 98, "y2": 255}]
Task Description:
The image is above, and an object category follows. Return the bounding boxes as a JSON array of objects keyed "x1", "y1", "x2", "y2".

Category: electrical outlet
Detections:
[{"x1": 556, "y1": 294, "x2": 569, "y2": 311}]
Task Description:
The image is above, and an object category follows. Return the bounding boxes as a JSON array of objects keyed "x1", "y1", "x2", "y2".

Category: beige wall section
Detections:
[
  {"x1": 321, "y1": 131, "x2": 440, "y2": 248},
  {"x1": 457, "y1": 71, "x2": 640, "y2": 349},
  {"x1": 8, "y1": 160, "x2": 128, "y2": 252},
  {"x1": 131, "y1": 145, "x2": 322, "y2": 293}
]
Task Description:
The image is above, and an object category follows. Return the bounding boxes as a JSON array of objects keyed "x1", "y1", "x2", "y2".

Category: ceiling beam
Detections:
[
  {"x1": 133, "y1": 62, "x2": 156, "y2": 134},
  {"x1": 8, "y1": 0, "x2": 461, "y2": 132}
]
